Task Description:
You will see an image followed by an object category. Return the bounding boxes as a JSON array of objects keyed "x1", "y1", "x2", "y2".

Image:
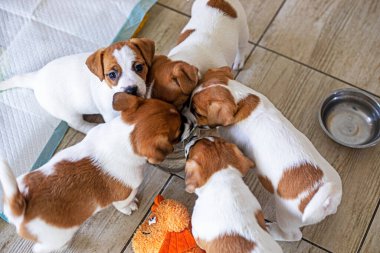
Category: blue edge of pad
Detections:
[{"x1": 0, "y1": 0, "x2": 157, "y2": 222}]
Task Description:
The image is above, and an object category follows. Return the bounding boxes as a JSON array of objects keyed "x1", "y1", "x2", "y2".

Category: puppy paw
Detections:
[
  {"x1": 115, "y1": 198, "x2": 139, "y2": 215},
  {"x1": 267, "y1": 222, "x2": 302, "y2": 241},
  {"x1": 232, "y1": 57, "x2": 245, "y2": 71},
  {"x1": 33, "y1": 243, "x2": 53, "y2": 253}
]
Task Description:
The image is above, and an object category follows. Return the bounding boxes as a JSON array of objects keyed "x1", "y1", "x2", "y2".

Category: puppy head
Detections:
[
  {"x1": 184, "y1": 137, "x2": 254, "y2": 193},
  {"x1": 148, "y1": 55, "x2": 199, "y2": 110},
  {"x1": 113, "y1": 92, "x2": 191, "y2": 164},
  {"x1": 86, "y1": 38, "x2": 155, "y2": 97},
  {"x1": 187, "y1": 66, "x2": 237, "y2": 127}
]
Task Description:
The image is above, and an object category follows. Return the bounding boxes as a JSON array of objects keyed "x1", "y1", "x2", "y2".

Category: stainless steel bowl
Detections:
[{"x1": 319, "y1": 88, "x2": 380, "y2": 148}]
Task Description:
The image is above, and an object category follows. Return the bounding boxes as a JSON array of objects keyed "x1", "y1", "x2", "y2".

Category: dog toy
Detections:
[{"x1": 132, "y1": 195, "x2": 204, "y2": 253}]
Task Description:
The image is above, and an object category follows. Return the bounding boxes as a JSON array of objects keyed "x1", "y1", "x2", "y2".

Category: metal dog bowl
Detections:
[{"x1": 319, "y1": 88, "x2": 380, "y2": 148}]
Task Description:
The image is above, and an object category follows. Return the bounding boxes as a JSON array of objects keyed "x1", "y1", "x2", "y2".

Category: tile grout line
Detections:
[
  {"x1": 119, "y1": 174, "x2": 174, "y2": 253},
  {"x1": 254, "y1": 44, "x2": 380, "y2": 99},
  {"x1": 356, "y1": 197, "x2": 380, "y2": 253},
  {"x1": 302, "y1": 238, "x2": 334, "y2": 253},
  {"x1": 235, "y1": 0, "x2": 286, "y2": 79},
  {"x1": 156, "y1": 2, "x2": 191, "y2": 17}
]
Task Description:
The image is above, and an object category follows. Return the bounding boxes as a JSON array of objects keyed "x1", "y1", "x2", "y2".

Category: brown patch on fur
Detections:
[
  {"x1": 234, "y1": 95, "x2": 260, "y2": 123},
  {"x1": 147, "y1": 55, "x2": 199, "y2": 110},
  {"x1": 299, "y1": 188, "x2": 320, "y2": 213},
  {"x1": 20, "y1": 158, "x2": 132, "y2": 228},
  {"x1": 200, "y1": 66, "x2": 233, "y2": 87},
  {"x1": 113, "y1": 93, "x2": 183, "y2": 164},
  {"x1": 258, "y1": 175, "x2": 274, "y2": 194},
  {"x1": 8, "y1": 194, "x2": 25, "y2": 217},
  {"x1": 207, "y1": 0, "x2": 237, "y2": 18},
  {"x1": 86, "y1": 38, "x2": 155, "y2": 88},
  {"x1": 177, "y1": 29, "x2": 195, "y2": 45},
  {"x1": 198, "y1": 234, "x2": 255, "y2": 253},
  {"x1": 277, "y1": 163, "x2": 324, "y2": 199},
  {"x1": 255, "y1": 210, "x2": 267, "y2": 232},
  {"x1": 185, "y1": 137, "x2": 254, "y2": 193}
]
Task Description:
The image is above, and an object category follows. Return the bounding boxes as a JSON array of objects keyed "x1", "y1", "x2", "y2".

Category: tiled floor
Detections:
[{"x1": 1, "y1": 1, "x2": 380, "y2": 252}]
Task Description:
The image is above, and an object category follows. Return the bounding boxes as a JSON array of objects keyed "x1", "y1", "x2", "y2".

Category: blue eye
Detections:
[
  {"x1": 134, "y1": 63, "x2": 144, "y2": 73},
  {"x1": 108, "y1": 70, "x2": 118, "y2": 80}
]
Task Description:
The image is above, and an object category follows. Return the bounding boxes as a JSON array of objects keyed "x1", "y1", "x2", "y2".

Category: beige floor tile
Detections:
[
  {"x1": 137, "y1": 4, "x2": 189, "y2": 55},
  {"x1": 360, "y1": 204, "x2": 380, "y2": 253},
  {"x1": 261, "y1": 0, "x2": 380, "y2": 96},
  {"x1": 236, "y1": 47, "x2": 380, "y2": 253},
  {"x1": 159, "y1": 0, "x2": 284, "y2": 42}
]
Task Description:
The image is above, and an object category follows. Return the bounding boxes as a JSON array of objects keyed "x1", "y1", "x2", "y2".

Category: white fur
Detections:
[
  {"x1": 0, "y1": 45, "x2": 145, "y2": 134},
  {"x1": 214, "y1": 80, "x2": 343, "y2": 241},
  {"x1": 192, "y1": 167, "x2": 283, "y2": 253},
  {"x1": 0, "y1": 117, "x2": 147, "y2": 252},
  {"x1": 168, "y1": 0, "x2": 250, "y2": 73}
]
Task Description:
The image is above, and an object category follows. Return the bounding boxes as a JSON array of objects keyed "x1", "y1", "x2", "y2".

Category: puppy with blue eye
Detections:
[
  {"x1": 0, "y1": 38, "x2": 155, "y2": 134},
  {"x1": 184, "y1": 137, "x2": 283, "y2": 253}
]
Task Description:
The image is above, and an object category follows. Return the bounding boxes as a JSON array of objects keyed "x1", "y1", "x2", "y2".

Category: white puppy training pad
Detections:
[{"x1": 0, "y1": 0, "x2": 156, "y2": 219}]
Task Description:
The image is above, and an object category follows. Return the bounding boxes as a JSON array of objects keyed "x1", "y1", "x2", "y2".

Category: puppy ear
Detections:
[
  {"x1": 86, "y1": 48, "x2": 105, "y2": 81},
  {"x1": 130, "y1": 38, "x2": 155, "y2": 67},
  {"x1": 147, "y1": 135, "x2": 174, "y2": 164},
  {"x1": 173, "y1": 63, "x2": 199, "y2": 95},
  {"x1": 112, "y1": 92, "x2": 142, "y2": 111},
  {"x1": 230, "y1": 144, "x2": 255, "y2": 176},
  {"x1": 219, "y1": 66, "x2": 234, "y2": 79},
  {"x1": 184, "y1": 160, "x2": 202, "y2": 193},
  {"x1": 207, "y1": 101, "x2": 236, "y2": 126}
]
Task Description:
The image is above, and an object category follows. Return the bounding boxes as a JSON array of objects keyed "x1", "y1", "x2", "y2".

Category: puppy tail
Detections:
[
  {"x1": 0, "y1": 71, "x2": 37, "y2": 91},
  {"x1": 0, "y1": 159, "x2": 25, "y2": 217},
  {"x1": 302, "y1": 182, "x2": 342, "y2": 225}
]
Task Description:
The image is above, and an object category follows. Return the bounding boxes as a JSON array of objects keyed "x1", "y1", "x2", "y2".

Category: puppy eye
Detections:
[
  {"x1": 134, "y1": 63, "x2": 144, "y2": 73},
  {"x1": 148, "y1": 216, "x2": 157, "y2": 225},
  {"x1": 107, "y1": 70, "x2": 118, "y2": 80}
]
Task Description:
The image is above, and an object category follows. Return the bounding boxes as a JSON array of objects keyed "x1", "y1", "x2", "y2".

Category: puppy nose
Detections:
[{"x1": 125, "y1": 86, "x2": 138, "y2": 95}]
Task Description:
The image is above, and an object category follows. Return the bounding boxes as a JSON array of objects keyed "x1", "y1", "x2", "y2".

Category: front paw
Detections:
[
  {"x1": 267, "y1": 222, "x2": 302, "y2": 241},
  {"x1": 115, "y1": 198, "x2": 139, "y2": 215}
]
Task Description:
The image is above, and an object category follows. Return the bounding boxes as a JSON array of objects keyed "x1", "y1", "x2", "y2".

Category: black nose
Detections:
[{"x1": 125, "y1": 86, "x2": 138, "y2": 95}]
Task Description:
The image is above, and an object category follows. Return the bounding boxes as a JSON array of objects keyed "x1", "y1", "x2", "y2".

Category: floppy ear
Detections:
[
  {"x1": 130, "y1": 38, "x2": 155, "y2": 67},
  {"x1": 147, "y1": 135, "x2": 174, "y2": 164},
  {"x1": 219, "y1": 66, "x2": 234, "y2": 79},
  {"x1": 173, "y1": 63, "x2": 199, "y2": 95},
  {"x1": 184, "y1": 160, "x2": 202, "y2": 193},
  {"x1": 112, "y1": 92, "x2": 142, "y2": 111},
  {"x1": 230, "y1": 144, "x2": 255, "y2": 176},
  {"x1": 86, "y1": 48, "x2": 105, "y2": 81},
  {"x1": 207, "y1": 101, "x2": 237, "y2": 126}
]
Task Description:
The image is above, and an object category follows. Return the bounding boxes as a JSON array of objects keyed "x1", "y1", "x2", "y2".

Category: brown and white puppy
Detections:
[
  {"x1": 185, "y1": 67, "x2": 343, "y2": 241},
  {"x1": 0, "y1": 93, "x2": 191, "y2": 253},
  {"x1": 147, "y1": 0, "x2": 249, "y2": 110},
  {"x1": 185, "y1": 137, "x2": 283, "y2": 253},
  {"x1": 147, "y1": 55, "x2": 199, "y2": 110},
  {"x1": 0, "y1": 38, "x2": 155, "y2": 134}
]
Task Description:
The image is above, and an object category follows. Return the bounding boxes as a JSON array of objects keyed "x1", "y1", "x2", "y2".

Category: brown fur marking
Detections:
[
  {"x1": 199, "y1": 234, "x2": 255, "y2": 253},
  {"x1": 277, "y1": 163, "x2": 324, "y2": 199},
  {"x1": 20, "y1": 158, "x2": 132, "y2": 228},
  {"x1": 86, "y1": 38, "x2": 154, "y2": 88},
  {"x1": 147, "y1": 55, "x2": 199, "y2": 110},
  {"x1": 255, "y1": 210, "x2": 267, "y2": 232},
  {"x1": 185, "y1": 138, "x2": 254, "y2": 193},
  {"x1": 207, "y1": 0, "x2": 237, "y2": 18},
  {"x1": 113, "y1": 93, "x2": 183, "y2": 164},
  {"x1": 234, "y1": 94, "x2": 260, "y2": 123},
  {"x1": 299, "y1": 188, "x2": 320, "y2": 213},
  {"x1": 177, "y1": 29, "x2": 196, "y2": 45},
  {"x1": 258, "y1": 175, "x2": 275, "y2": 194}
]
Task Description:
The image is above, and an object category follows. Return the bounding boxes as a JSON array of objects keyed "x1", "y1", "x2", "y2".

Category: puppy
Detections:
[
  {"x1": 0, "y1": 38, "x2": 155, "y2": 133},
  {"x1": 0, "y1": 93, "x2": 191, "y2": 253},
  {"x1": 185, "y1": 137, "x2": 283, "y2": 253},
  {"x1": 185, "y1": 67, "x2": 343, "y2": 241},
  {"x1": 147, "y1": 0, "x2": 249, "y2": 109}
]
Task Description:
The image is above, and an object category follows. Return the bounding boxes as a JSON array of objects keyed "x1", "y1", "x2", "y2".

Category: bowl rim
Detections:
[{"x1": 318, "y1": 87, "x2": 380, "y2": 148}]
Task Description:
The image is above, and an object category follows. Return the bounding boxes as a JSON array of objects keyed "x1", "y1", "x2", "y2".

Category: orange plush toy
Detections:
[{"x1": 132, "y1": 195, "x2": 204, "y2": 253}]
